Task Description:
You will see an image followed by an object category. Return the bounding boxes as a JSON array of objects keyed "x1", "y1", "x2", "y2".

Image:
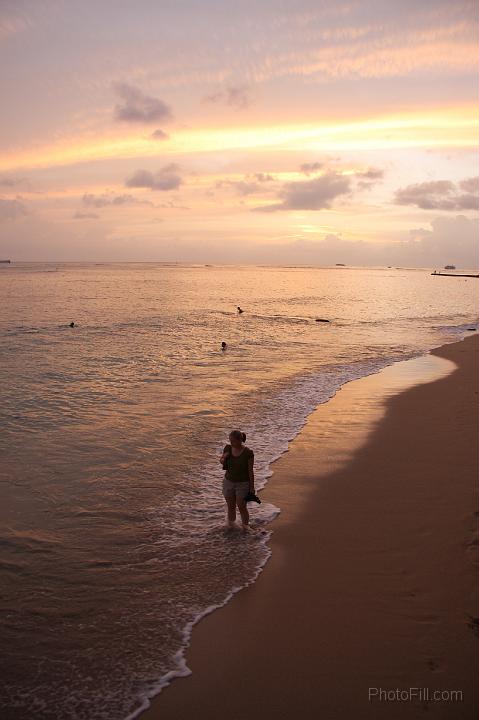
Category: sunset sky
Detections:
[{"x1": 1, "y1": 0, "x2": 479, "y2": 265}]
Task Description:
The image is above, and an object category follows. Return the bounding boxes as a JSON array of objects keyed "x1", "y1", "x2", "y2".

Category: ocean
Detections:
[{"x1": 1, "y1": 262, "x2": 478, "y2": 720}]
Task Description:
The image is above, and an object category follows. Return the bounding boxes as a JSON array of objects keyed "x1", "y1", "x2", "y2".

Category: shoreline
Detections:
[{"x1": 140, "y1": 333, "x2": 479, "y2": 719}]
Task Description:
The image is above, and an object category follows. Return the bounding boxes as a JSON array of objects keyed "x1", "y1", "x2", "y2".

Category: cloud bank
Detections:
[
  {"x1": 150, "y1": 129, "x2": 169, "y2": 140},
  {"x1": 203, "y1": 84, "x2": 255, "y2": 109},
  {"x1": 0, "y1": 197, "x2": 28, "y2": 221},
  {"x1": 113, "y1": 82, "x2": 173, "y2": 124},
  {"x1": 256, "y1": 171, "x2": 352, "y2": 211},
  {"x1": 82, "y1": 192, "x2": 155, "y2": 207},
  {"x1": 258, "y1": 218, "x2": 479, "y2": 267},
  {"x1": 125, "y1": 165, "x2": 183, "y2": 191},
  {"x1": 394, "y1": 177, "x2": 479, "y2": 210},
  {"x1": 299, "y1": 162, "x2": 323, "y2": 175},
  {"x1": 0, "y1": 176, "x2": 25, "y2": 187},
  {"x1": 73, "y1": 211, "x2": 100, "y2": 219}
]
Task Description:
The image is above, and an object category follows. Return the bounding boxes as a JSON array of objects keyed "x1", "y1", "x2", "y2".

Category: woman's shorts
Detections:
[{"x1": 222, "y1": 477, "x2": 250, "y2": 500}]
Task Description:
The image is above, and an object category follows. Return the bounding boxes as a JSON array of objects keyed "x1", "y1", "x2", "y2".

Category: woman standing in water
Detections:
[{"x1": 219, "y1": 430, "x2": 255, "y2": 531}]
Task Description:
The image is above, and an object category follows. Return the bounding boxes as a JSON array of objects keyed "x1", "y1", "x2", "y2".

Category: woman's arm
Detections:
[
  {"x1": 248, "y1": 455, "x2": 255, "y2": 491},
  {"x1": 219, "y1": 444, "x2": 231, "y2": 464}
]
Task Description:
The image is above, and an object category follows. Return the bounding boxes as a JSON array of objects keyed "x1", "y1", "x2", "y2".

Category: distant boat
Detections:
[
  {"x1": 444, "y1": 264, "x2": 456, "y2": 270},
  {"x1": 0, "y1": 259, "x2": 11, "y2": 264},
  {"x1": 335, "y1": 263, "x2": 345, "y2": 266}
]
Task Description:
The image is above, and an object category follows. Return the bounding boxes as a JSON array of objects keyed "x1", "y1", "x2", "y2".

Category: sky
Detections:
[{"x1": 1, "y1": 0, "x2": 479, "y2": 266}]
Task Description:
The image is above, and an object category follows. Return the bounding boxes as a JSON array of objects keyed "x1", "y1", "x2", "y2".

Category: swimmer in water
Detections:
[
  {"x1": 69, "y1": 322, "x2": 75, "y2": 327},
  {"x1": 221, "y1": 341, "x2": 227, "y2": 351},
  {"x1": 237, "y1": 306, "x2": 244, "y2": 314}
]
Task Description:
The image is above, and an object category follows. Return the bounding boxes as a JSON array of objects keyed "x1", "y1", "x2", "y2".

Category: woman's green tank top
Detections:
[{"x1": 223, "y1": 444, "x2": 254, "y2": 482}]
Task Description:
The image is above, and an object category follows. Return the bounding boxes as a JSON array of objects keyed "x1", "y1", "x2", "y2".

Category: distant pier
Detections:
[{"x1": 431, "y1": 270, "x2": 479, "y2": 278}]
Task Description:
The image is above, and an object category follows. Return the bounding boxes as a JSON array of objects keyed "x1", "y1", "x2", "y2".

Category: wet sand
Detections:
[{"x1": 140, "y1": 333, "x2": 479, "y2": 720}]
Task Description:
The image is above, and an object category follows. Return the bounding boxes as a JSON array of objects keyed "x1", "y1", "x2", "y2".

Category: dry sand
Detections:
[{"x1": 141, "y1": 333, "x2": 479, "y2": 720}]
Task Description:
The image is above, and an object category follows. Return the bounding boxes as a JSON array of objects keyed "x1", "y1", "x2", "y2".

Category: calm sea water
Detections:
[{"x1": 1, "y1": 263, "x2": 478, "y2": 720}]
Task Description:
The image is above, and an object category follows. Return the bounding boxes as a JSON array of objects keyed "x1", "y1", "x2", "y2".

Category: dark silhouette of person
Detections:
[
  {"x1": 69, "y1": 322, "x2": 75, "y2": 327},
  {"x1": 221, "y1": 341, "x2": 227, "y2": 351},
  {"x1": 219, "y1": 430, "x2": 255, "y2": 531},
  {"x1": 237, "y1": 306, "x2": 244, "y2": 314}
]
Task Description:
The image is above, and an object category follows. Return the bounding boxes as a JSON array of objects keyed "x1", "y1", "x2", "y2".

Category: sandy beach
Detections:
[{"x1": 139, "y1": 332, "x2": 479, "y2": 720}]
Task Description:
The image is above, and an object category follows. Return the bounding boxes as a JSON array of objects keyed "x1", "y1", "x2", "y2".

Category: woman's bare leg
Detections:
[
  {"x1": 236, "y1": 497, "x2": 249, "y2": 528},
  {"x1": 226, "y1": 495, "x2": 237, "y2": 526}
]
